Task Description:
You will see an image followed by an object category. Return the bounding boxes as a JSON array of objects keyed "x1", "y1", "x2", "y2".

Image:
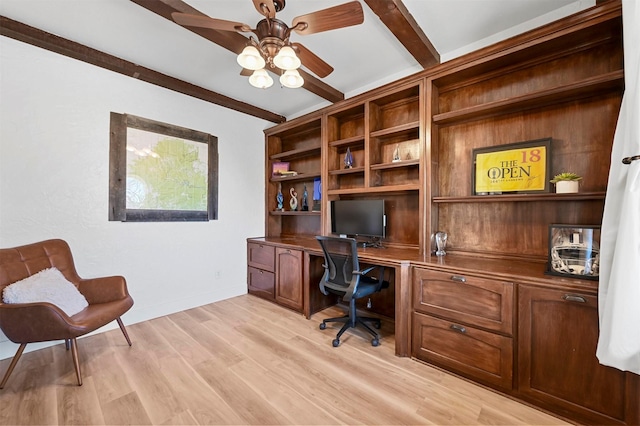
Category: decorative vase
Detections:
[
  {"x1": 344, "y1": 147, "x2": 353, "y2": 169},
  {"x1": 555, "y1": 180, "x2": 579, "y2": 194}
]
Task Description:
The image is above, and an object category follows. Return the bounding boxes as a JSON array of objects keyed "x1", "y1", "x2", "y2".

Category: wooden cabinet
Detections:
[
  {"x1": 518, "y1": 284, "x2": 639, "y2": 425},
  {"x1": 247, "y1": 242, "x2": 275, "y2": 299},
  {"x1": 247, "y1": 240, "x2": 304, "y2": 313},
  {"x1": 275, "y1": 247, "x2": 303, "y2": 311},
  {"x1": 412, "y1": 267, "x2": 514, "y2": 389},
  {"x1": 253, "y1": 3, "x2": 637, "y2": 424}
]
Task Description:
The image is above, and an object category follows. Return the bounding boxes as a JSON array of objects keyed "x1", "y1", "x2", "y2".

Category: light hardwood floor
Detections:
[{"x1": 0, "y1": 294, "x2": 569, "y2": 425}]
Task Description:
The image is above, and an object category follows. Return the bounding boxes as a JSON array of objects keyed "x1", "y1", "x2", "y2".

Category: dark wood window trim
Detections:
[{"x1": 109, "y1": 112, "x2": 218, "y2": 222}]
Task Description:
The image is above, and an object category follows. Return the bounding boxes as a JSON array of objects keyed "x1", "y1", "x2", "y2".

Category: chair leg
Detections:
[
  {"x1": 116, "y1": 317, "x2": 132, "y2": 346},
  {"x1": 0, "y1": 343, "x2": 27, "y2": 389},
  {"x1": 69, "y1": 338, "x2": 82, "y2": 386}
]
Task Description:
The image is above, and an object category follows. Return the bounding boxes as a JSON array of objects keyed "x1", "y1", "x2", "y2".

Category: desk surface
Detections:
[{"x1": 248, "y1": 235, "x2": 598, "y2": 292}]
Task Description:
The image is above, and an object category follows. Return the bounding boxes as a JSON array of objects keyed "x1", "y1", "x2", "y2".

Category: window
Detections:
[{"x1": 109, "y1": 113, "x2": 218, "y2": 221}]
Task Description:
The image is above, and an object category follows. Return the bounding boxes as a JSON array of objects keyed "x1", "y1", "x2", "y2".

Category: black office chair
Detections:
[{"x1": 315, "y1": 236, "x2": 389, "y2": 347}]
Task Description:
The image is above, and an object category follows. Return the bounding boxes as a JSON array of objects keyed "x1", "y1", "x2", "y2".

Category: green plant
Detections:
[{"x1": 550, "y1": 172, "x2": 582, "y2": 183}]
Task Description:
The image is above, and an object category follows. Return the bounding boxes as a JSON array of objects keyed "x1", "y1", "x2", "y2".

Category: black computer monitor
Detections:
[{"x1": 330, "y1": 199, "x2": 385, "y2": 246}]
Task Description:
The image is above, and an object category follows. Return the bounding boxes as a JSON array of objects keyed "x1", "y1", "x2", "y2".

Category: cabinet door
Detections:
[
  {"x1": 247, "y1": 242, "x2": 275, "y2": 272},
  {"x1": 412, "y1": 312, "x2": 513, "y2": 390},
  {"x1": 518, "y1": 285, "x2": 638, "y2": 425},
  {"x1": 413, "y1": 268, "x2": 513, "y2": 335},
  {"x1": 247, "y1": 266, "x2": 275, "y2": 299},
  {"x1": 275, "y1": 247, "x2": 303, "y2": 311}
]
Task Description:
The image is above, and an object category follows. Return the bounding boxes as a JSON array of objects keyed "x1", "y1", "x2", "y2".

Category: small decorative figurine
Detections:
[
  {"x1": 289, "y1": 187, "x2": 298, "y2": 211},
  {"x1": 276, "y1": 183, "x2": 284, "y2": 211},
  {"x1": 301, "y1": 185, "x2": 309, "y2": 211},
  {"x1": 344, "y1": 147, "x2": 353, "y2": 169},
  {"x1": 392, "y1": 144, "x2": 401, "y2": 162}
]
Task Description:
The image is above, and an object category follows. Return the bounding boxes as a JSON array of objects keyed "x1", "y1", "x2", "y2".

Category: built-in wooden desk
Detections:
[
  {"x1": 248, "y1": 236, "x2": 424, "y2": 356},
  {"x1": 247, "y1": 236, "x2": 640, "y2": 425}
]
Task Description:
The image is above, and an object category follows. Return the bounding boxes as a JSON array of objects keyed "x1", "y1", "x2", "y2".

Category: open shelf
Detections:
[
  {"x1": 329, "y1": 135, "x2": 365, "y2": 148},
  {"x1": 370, "y1": 159, "x2": 420, "y2": 171},
  {"x1": 269, "y1": 210, "x2": 321, "y2": 216},
  {"x1": 433, "y1": 191, "x2": 606, "y2": 203},
  {"x1": 328, "y1": 166, "x2": 365, "y2": 176},
  {"x1": 270, "y1": 145, "x2": 321, "y2": 161},
  {"x1": 328, "y1": 183, "x2": 420, "y2": 196},
  {"x1": 270, "y1": 172, "x2": 321, "y2": 183},
  {"x1": 370, "y1": 121, "x2": 420, "y2": 138},
  {"x1": 433, "y1": 71, "x2": 624, "y2": 125}
]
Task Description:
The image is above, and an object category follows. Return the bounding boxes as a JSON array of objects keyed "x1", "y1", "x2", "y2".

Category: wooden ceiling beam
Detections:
[
  {"x1": 0, "y1": 16, "x2": 286, "y2": 123},
  {"x1": 364, "y1": 0, "x2": 440, "y2": 69},
  {"x1": 130, "y1": 0, "x2": 344, "y2": 104}
]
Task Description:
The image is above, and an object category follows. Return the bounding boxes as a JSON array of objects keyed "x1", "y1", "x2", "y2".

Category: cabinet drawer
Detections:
[
  {"x1": 412, "y1": 312, "x2": 513, "y2": 390},
  {"x1": 247, "y1": 266, "x2": 275, "y2": 299},
  {"x1": 413, "y1": 268, "x2": 513, "y2": 334},
  {"x1": 247, "y1": 242, "x2": 275, "y2": 272}
]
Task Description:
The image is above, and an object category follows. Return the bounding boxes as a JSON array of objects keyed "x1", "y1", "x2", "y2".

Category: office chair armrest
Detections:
[
  {"x1": 78, "y1": 275, "x2": 130, "y2": 304},
  {"x1": 353, "y1": 266, "x2": 377, "y2": 276}
]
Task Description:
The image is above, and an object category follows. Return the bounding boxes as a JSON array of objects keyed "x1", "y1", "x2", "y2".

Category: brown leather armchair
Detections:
[{"x1": 0, "y1": 239, "x2": 134, "y2": 388}]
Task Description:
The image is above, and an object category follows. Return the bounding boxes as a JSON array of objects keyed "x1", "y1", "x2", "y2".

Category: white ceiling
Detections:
[{"x1": 0, "y1": 0, "x2": 595, "y2": 121}]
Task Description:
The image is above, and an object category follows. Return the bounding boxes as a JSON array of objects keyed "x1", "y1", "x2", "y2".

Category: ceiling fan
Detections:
[{"x1": 171, "y1": 0, "x2": 364, "y2": 89}]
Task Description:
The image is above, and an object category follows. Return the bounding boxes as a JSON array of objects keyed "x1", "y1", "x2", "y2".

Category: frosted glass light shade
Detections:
[
  {"x1": 273, "y1": 46, "x2": 301, "y2": 70},
  {"x1": 237, "y1": 45, "x2": 265, "y2": 70},
  {"x1": 280, "y1": 69, "x2": 304, "y2": 88},
  {"x1": 249, "y1": 69, "x2": 274, "y2": 88}
]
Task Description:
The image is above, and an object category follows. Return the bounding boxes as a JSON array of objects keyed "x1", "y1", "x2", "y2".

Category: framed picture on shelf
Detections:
[
  {"x1": 546, "y1": 224, "x2": 600, "y2": 280},
  {"x1": 472, "y1": 138, "x2": 551, "y2": 195},
  {"x1": 272, "y1": 162, "x2": 290, "y2": 176}
]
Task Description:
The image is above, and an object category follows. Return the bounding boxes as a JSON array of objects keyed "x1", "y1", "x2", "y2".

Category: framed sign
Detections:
[
  {"x1": 472, "y1": 138, "x2": 551, "y2": 195},
  {"x1": 546, "y1": 224, "x2": 600, "y2": 280}
]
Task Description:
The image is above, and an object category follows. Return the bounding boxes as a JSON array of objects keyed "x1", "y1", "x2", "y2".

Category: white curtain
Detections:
[{"x1": 596, "y1": 0, "x2": 640, "y2": 375}]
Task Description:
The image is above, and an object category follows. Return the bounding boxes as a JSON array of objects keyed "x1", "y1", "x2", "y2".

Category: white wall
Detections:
[{"x1": 0, "y1": 37, "x2": 268, "y2": 359}]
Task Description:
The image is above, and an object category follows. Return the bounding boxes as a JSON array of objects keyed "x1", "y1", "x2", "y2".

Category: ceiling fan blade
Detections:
[
  {"x1": 292, "y1": 43, "x2": 333, "y2": 78},
  {"x1": 292, "y1": 1, "x2": 364, "y2": 36},
  {"x1": 171, "y1": 12, "x2": 251, "y2": 33},
  {"x1": 252, "y1": 0, "x2": 276, "y2": 19},
  {"x1": 240, "y1": 68, "x2": 254, "y2": 77}
]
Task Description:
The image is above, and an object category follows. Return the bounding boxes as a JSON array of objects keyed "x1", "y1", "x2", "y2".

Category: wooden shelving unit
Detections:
[{"x1": 256, "y1": 4, "x2": 638, "y2": 424}]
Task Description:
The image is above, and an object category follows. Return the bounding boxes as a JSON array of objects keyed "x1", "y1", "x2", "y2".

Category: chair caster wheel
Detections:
[
  {"x1": 319, "y1": 323, "x2": 326, "y2": 330},
  {"x1": 371, "y1": 339, "x2": 379, "y2": 346},
  {"x1": 332, "y1": 339, "x2": 340, "y2": 347}
]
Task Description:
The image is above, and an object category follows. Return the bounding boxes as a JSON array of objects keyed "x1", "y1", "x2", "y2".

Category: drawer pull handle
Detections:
[
  {"x1": 451, "y1": 275, "x2": 466, "y2": 283},
  {"x1": 450, "y1": 324, "x2": 467, "y2": 334},
  {"x1": 563, "y1": 294, "x2": 587, "y2": 303}
]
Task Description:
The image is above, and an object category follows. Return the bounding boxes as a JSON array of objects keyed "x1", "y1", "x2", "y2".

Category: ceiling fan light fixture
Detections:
[
  {"x1": 273, "y1": 46, "x2": 301, "y2": 70},
  {"x1": 280, "y1": 69, "x2": 304, "y2": 88},
  {"x1": 249, "y1": 68, "x2": 274, "y2": 89},
  {"x1": 237, "y1": 45, "x2": 265, "y2": 70}
]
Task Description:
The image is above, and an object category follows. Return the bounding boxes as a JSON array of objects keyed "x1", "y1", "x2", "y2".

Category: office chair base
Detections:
[{"x1": 320, "y1": 314, "x2": 381, "y2": 347}]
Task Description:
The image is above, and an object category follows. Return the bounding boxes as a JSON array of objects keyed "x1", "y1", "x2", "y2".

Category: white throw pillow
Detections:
[{"x1": 2, "y1": 267, "x2": 88, "y2": 316}]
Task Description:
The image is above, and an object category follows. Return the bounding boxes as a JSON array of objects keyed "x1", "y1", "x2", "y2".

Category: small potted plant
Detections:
[{"x1": 550, "y1": 172, "x2": 582, "y2": 193}]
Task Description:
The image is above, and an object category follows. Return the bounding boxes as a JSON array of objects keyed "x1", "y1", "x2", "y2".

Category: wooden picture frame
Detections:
[
  {"x1": 109, "y1": 113, "x2": 218, "y2": 222},
  {"x1": 472, "y1": 138, "x2": 551, "y2": 195},
  {"x1": 546, "y1": 224, "x2": 600, "y2": 280}
]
